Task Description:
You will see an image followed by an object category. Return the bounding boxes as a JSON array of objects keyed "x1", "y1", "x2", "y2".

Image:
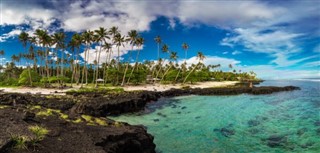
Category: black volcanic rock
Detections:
[{"x1": 0, "y1": 108, "x2": 156, "y2": 153}]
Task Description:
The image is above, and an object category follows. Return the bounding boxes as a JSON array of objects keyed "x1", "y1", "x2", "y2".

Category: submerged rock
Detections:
[
  {"x1": 213, "y1": 127, "x2": 235, "y2": 138},
  {"x1": 247, "y1": 119, "x2": 260, "y2": 127},
  {"x1": 265, "y1": 134, "x2": 288, "y2": 148}
]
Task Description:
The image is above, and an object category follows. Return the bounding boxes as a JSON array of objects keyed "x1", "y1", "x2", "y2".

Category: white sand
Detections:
[
  {"x1": 0, "y1": 81, "x2": 238, "y2": 95},
  {"x1": 123, "y1": 81, "x2": 238, "y2": 92}
]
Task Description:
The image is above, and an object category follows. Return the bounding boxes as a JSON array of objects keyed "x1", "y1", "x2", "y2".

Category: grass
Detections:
[
  {"x1": 36, "y1": 108, "x2": 61, "y2": 117},
  {"x1": 66, "y1": 87, "x2": 124, "y2": 95},
  {"x1": 95, "y1": 118, "x2": 107, "y2": 126},
  {"x1": 0, "y1": 105, "x2": 9, "y2": 109},
  {"x1": 72, "y1": 118, "x2": 82, "y2": 123},
  {"x1": 10, "y1": 135, "x2": 29, "y2": 150},
  {"x1": 28, "y1": 125, "x2": 49, "y2": 141}
]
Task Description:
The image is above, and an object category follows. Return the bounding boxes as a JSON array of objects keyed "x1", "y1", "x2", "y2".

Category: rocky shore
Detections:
[{"x1": 0, "y1": 85, "x2": 300, "y2": 153}]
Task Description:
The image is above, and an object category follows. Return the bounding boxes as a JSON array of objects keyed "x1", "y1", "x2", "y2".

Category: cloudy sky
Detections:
[{"x1": 1, "y1": 0, "x2": 319, "y2": 79}]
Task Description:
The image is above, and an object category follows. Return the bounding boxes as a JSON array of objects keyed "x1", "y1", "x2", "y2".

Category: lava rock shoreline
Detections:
[{"x1": 0, "y1": 85, "x2": 300, "y2": 153}]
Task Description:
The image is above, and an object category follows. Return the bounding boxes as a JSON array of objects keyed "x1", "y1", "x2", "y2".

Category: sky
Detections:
[{"x1": 0, "y1": 0, "x2": 319, "y2": 79}]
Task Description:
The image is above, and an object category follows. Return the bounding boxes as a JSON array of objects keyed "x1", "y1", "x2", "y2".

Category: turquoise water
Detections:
[{"x1": 110, "y1": 80, "x2": 320, "y2": 153}]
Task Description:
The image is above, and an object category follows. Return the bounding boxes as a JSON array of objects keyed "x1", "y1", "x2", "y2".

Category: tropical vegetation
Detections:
[{"x1": 0, "y1": 27, "x2": 258, "y2": 87}]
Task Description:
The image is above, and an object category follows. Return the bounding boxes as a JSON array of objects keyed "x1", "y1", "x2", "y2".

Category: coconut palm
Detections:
[
  {"x1": 102, "y1": 42, "x2": 112, "y2": 84},
  {"x1": 52, "y1": 32, "x2": 66, "y2": 84},
  {"x1": 161, "y1": 51, "x2": 178, "y2": 82},
  {"x1": 127, "y1": 36, "x2": 144, "y2": 84},
  {"x1": 113, "y1": 33, "x2": 125, "y2": 85},
  {"x1": 183, "y1": 52, "x2": 206, "y2": 84},
  {"x1": 121, "y1": 30, "x2": 138, "y2": 86},
  {"x1": 94, "y1": 27, "x2": 109, "y2": 87},
  {"x1": 154, "y1": 36, "x2": 161, "y2": 59},
  {"x1": 18, "y1": 31, "x2": 33, "y2": 86},
  {"x1": 0, "y1": 50, "x2": 4, "y2": 66},
  {"x1": 182, "y1": 43, "x2": 189, "y2": 62},
  {"x1": 81, "y1": 30, "x2": 94, "y2": 86}
]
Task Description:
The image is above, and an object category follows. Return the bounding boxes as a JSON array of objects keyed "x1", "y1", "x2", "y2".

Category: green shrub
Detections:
[{"x1": 18, "y1": 69, "x2": 41, "y2": 86}]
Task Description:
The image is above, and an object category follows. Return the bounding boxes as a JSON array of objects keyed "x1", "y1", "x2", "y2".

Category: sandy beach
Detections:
[{"x1": 0, "y1": 81, "x2": 238, "y2": 95}]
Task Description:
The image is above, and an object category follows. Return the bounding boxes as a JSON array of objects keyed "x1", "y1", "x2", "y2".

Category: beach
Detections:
[{"x1": 0, "y1": 81, "x2": 239, "y2": 95}]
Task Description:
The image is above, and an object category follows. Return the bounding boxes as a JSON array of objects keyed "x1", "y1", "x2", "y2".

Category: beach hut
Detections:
[{"x1": 96, "y1": 79, "x2": 104, "y2": 83}]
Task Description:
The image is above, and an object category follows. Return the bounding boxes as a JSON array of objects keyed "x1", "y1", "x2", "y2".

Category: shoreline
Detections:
[
  {"x1": 0, "y1": 81, "x2": 239, "y2": 95},
  {"x1": 0, "y1": 84, "x2": 300, "y2": 152}
]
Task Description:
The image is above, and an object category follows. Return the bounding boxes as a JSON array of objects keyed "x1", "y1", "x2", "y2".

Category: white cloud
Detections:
[
  {"x1": 232, "y1": 50, "x2": 241, "y2": 55},
  {"x1": 0, "y1": 29, "x2": 22, "y2": 42},
  {"x1": 80, "y1": 44, "x2": 142, "y2": 64},
  {"x1": 222, "y1": 51, "x2": 228, "y2": 55},
  {"x1": 178, "y1": 55, "x2": 240, "y2": 70}
]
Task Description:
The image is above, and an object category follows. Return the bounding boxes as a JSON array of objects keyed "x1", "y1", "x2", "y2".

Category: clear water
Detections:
[{"x1": 110, "y1": 80, "x2": 320, "y2": 153}]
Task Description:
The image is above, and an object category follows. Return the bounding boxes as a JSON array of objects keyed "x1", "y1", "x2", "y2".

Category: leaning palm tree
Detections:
[
  {"x1": 155, "y1": 44, "x2": 169, "y2": 80},
  {"x1": 121, "y1": 30, "x2": 138, "y2": 86},
  {"x1": 127, "y1": 36, "x2": 144, "y2": 84},
  {"x1": 154, "y1": 36, "x2": 161, "y2": 59},
  {"x1": 183, "y1": 52, "x2": 206, "y2": 84},
  {"x1": 94, "y1": 27, "x2": 109, "y2": 87},
  {"x1": 161, "y1": 51, "x2": 178, "y2": 82}
]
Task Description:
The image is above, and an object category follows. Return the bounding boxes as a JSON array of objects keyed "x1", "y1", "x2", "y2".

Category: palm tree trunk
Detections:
[
  {"x1": 183, "y1": 63, "x2": 199, "y2": 84},
  {"x1": 161, "y1": 65, "x2": 172, "y2": 82},
  {"x1": 174, "y1": 69, "x2": 181, "y2": 83},
  {"x1": 121, "y1": 46, "x2": 133, "y2": 86},
  {"x1": 95, "y1": 46, "x2": 102, "y2": 87},
  {"x1": 127, "y1": 49, "x2": 140, "y2": 84}
]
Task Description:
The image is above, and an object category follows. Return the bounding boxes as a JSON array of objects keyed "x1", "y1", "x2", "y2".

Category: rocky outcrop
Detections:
[{"x1": 0, "y1": 108, "x2": 156, "y2": 153}]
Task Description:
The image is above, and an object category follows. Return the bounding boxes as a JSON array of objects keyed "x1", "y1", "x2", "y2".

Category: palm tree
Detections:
[
  {"x1": 81, "y1": 30, "x2": 94, "y2": 86},
  {"x1": 155, "y1": 44, "x2": 169, "y2": 80},
  {"x1": 113, "y1": 33, "x2": 125, "y2": 85},
  {"x1": 102, "y1": 42, "x2": 112, "y2": 85},
  {"x1": 121, "y1": 30, "x2": 138, "y2": 86},
  {"x1": 127, "y1": 36, "x2": 144, "y2": 84},
  {"x1": 182, "y1": 43, "x2": 189, "y2": 62},
  {"x1": 18, "y1": 31, "x2": 33, "y2": 86},
  {"x1": 161, "y1": 52, "x2": 178, "y2": 82},
  {"x1": 52, "y1": 32, "x2": 66, "y2": 85},
  {"x1": 94, "y1": 27, "x2": 109, "y2": 87},
  {"x1": 154, "y1": 36, "x2": 161, "y2": 59},
  {"x1": 183, "y1": 52, "x2": 206, "y2": 84},
  {"x1": 71, "y1": 33, "x2": 82, "y2": 85},
  {"x1": 0, "y1": 50, "x2": 4, "y2": 66},
  {"x1": 35, "y1": 29, "x2": 51, "y2": 79}
]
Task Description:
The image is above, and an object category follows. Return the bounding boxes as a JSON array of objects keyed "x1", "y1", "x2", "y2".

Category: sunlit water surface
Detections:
[{"x1": 110, "y1": 80, "x2": 320, "y2": 153}]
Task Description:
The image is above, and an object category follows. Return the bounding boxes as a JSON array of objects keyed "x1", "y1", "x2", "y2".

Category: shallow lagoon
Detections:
[{"x1": 110, "y1": 80, "x2": 320, "y2": 153}]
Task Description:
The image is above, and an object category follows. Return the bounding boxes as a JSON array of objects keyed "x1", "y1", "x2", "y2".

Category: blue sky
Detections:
[{"x1": 0, "y1": 0, "x2": 319, "y2": 79}]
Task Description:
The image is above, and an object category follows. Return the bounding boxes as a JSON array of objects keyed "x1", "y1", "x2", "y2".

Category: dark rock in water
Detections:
[
  {"x1": 220, "y1": 128, "x2": 235, "y2": 137},
  {"x1": 195, "y1": 116, "x2": 201, "y2": 119},
  {"x1": 248, "y1": 128, "x2": 260, "y2": 135},
  {"x1": 248, "y1": 119, "x2": 260, "y2": 127},
  {"x1": 300, "y1": 142, "x2": 314, "y2": 149},
  {"x1": 265, "y1": 135, "x2": 287, "y2": 148},
  {"x1": 214, "y1": 127, "x2": 235, "y2": 137},
  {"x1": 181, "y1": 106, "x2": 187, "y2": 110},
  {"x1": 153, "y1": 119, "x2": 160, "y2": 122},
  {"x1": 297, "y1": 128, "x2": 307, "y2": 136},
  {"x1": 314, "y1": 120, "x2": 320, "y2": 126},
  {"x1": 316, "y1": 128, "x2": 320, "y2": 135}
]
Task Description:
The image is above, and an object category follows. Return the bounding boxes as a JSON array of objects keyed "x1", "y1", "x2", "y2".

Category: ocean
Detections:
[{"x1": 110, "y1": 80, "x2": 320, "y2": 153}]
